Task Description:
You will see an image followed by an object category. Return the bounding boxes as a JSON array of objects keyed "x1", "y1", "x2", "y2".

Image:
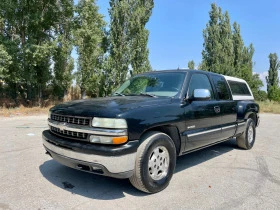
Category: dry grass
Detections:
[
  {"x1": 257, "y1": 100, "x2": 280, "y2": 114},
  {"x1": 1, "y1": 100, "x2": 279, "y2": 118},
  {"x1": 0, "y1": 105, "x2": 52, "y2": 117}
]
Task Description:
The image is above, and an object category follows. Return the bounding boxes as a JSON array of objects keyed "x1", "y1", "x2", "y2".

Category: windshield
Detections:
[{"x1": 113, "y1": 72, "x2": 186, "y2": 97}]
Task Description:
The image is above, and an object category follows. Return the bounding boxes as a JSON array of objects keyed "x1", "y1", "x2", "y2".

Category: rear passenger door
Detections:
[
  {"x1": 184, "y1": 73, "x2": 222, "y2": 151},
  {"x1": 211, "y1": 75, "x2": 237, "y2": 139}
]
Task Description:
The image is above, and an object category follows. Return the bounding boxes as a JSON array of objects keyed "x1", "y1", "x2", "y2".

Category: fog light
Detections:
[
  {"x1": 90, "y1": 135, "x2": 112, "y2": 144},
  {"x1": 89, "y1": 135, "x2": 128, "y2": 144}
]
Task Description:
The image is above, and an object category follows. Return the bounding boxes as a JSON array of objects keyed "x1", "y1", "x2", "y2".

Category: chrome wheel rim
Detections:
[
  {"x1": 248, "y1": 124, "x2": 254, "y2": 144},
  {"x1": 148, "y1": 146, "x2": 170, "y2": 180}
]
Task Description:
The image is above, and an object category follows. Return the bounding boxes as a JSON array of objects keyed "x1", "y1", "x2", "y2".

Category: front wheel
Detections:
[
  {"x1": 129, "y1": 131, "x2": 176, "y2": 193},
  {"x1": 236, "y1": 118, "x2": 256, "y2": 150}
]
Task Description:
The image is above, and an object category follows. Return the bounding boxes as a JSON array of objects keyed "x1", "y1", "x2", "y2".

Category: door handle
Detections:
[{"x1": 214, "y1": 106, "x2": 220, "y2": 113}]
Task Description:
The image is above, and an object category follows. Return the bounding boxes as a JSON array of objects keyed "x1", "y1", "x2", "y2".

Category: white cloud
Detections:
[
  {"x1": 254, "y1": 71, "x2": 280, "y2": 91},
  {"x1": 254, "y1": 71, "x2": 268, "y2": 91}
]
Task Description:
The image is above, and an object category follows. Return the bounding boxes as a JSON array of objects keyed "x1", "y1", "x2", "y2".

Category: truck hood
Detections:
[{"x1": 50, "y1": 96, "x2": 172, "y2": 118}]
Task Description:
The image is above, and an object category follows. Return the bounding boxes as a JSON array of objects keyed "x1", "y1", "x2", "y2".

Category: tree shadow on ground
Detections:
[{"x1": 39, "y1": 138, "x2": 239, "y2": 200}]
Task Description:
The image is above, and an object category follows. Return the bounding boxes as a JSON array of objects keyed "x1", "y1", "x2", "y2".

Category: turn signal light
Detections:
[{"x1": 112, "y1": 136, "x2": 128, "y2": 144}]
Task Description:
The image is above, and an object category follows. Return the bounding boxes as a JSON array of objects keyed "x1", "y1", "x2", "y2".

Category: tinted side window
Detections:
[
  {"x1": 211, "y1": 75, "x2": 231, "y2": 100},
  {"x1": 188, "y1": 74, "x2": 214, "y2": 99},
  {"x1": 228, "y1": 81, "x2": 251, "y2": 96}
]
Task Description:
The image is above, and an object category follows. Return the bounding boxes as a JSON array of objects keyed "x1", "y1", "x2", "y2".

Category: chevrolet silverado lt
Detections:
[{"x1": 42, "y1": 70, "x2": 259, "y2": 193}]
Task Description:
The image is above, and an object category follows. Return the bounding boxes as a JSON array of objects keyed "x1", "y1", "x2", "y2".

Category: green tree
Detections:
[
  {"x1": 0, "y1": 44, "x2": 12, "y2": 78},
  {"x1": 218, "y1": 11, "x2": 234, "y2": 76},
  {"x1": 232, "y1": 22, "x2": 244, "y2": 77},
  {"x1": 108, "y1": 0, "x2": 131, "y2": 89},
  {"x1": 268, "y1": 85, "x2": 280, "y2": 102},
  {"x1": 74, "y1": 0, "x2": 106, "y2": 98},
  {"x1": 250, "y1": 73, "x2": 264, "y2": 100},
  {"x1": 202, "y1": 3, "x2": 222, "y2": 74},
  {"x1": 129, "y1": 0, "x2": 154, "y2": 75},
  {"x1": 254, "y1": 90, "x2": 267, "y2": 101},
  {"x1": 188, "y1": 60, "x2": 195, "y2": 69},
  {"x1": 53, "y1": 0, "x2": 75, "y2": 100},
  {"x1": 266, "y1": 53, "x2": 280, "y2": 101},
  {"x1": 240, "y1": 44, "x2": 255, "y2": 85},
  {"x1": 108, "y1": 0, "x2": 153, "y2": 92},
  {"x1": 202, "y1": 4, "x2": 234, "y2": 75},
  {"x1": 202, "y1": 3, "x2": 257, "y2": 91},
  {"x1": 0, "y1": 0, "x2": 62, "y2": 102}
]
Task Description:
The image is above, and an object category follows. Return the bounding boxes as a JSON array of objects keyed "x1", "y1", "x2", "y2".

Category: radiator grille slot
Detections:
[
  {"x1": 51, "y1": 114, "x2": 90, "y2": 126},
  {"x1": 50, "y1": 126, "x2": 88, "y2": 140}
]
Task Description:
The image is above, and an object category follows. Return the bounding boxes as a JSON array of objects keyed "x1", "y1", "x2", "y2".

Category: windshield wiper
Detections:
[
  {"x1": 139, "y1": 92, "x2": 157, "y2": 98},
  {"x1": 114, "y1": 92, "x2": 125, "y2": 96}
]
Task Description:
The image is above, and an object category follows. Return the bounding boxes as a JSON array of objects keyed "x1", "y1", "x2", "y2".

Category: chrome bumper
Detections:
[{"x1": 43, "y1": 138, "x2": 136, "y2": 178}]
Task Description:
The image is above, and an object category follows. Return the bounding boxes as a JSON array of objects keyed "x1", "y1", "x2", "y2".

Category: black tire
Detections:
[
  {"x1": 129, "y1": 131, "x2": 176, "y2": 193},
  {"x1": 236, "y1": 118, "x2": 256, "y2": 150}
]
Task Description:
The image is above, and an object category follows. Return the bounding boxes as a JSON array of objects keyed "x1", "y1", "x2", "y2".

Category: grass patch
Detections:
[
  {"x1": 0, "y1": 105, "x2": 52, "y2": 117},
  {"x1": 257, "y1": 100, "x2": 280, "y2": 114}
]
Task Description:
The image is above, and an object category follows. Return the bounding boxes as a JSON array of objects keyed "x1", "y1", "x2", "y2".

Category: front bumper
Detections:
[{"x1": 42, "y1": 130, "x2": 138, "y2": 179}]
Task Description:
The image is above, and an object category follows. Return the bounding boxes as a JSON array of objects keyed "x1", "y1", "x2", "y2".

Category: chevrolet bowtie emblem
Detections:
[{"x1": 58, "y1": 122, "x2": 67, "y2": 131}]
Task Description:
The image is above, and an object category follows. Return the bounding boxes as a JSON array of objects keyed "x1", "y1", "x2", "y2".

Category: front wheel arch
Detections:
[{"x1": 139, "y1": 125, "x2": 181, "y2": 156}]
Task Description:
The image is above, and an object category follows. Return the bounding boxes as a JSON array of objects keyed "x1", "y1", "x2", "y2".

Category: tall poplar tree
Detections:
[
  {"x1": 108, "y1": 0, "x2": 153, "y2": 90},
  {"x1": 129, "y1": 0, "x2": 153, "y2": 75},
  {"x1": 266, "y1": 53, "x2": 280, "y2": 101},
  {"x1": 232, "y1": 22, "x2": 244, "y2": 77},
  {"x1": 219, "y1": 11, "x2": 234, "y2": 76},
  {"x1": 201, "y1": 3, "x2": 264, "y2": 98},
  {"x1": 108, "y1": 0, "x2": 131, "y2": 89},
  {"x1": 74, "y1": 0, "x2": 106, "y2": 98},
  {"x1": 240, "y1": 43, "x2": 255, "y2": 84},
  {"x1": 202, "y1": 3, "x2": 222, "y2": 74},
  {"x1": 53, "y1": 0, "x2": 75, "y2": 100},
  {"x1": 202, "y1": 3, "x2": 255, "y2": 81},
  {"x1": 188, "y1": 60, "x2": 195, "y2": 69}
]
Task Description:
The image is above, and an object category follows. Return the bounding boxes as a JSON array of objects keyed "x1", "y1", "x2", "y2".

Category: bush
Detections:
[
  {"x1": 268, "y1": 85, "x2": 280, "y2": 102},
  {"x1": 253, "y1": 90, "x2": 268, "y2": 101}
]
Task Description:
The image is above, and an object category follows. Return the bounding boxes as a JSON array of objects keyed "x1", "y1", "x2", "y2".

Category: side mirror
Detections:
[{"x1": 193, "y1": 89, "x2": 211, "y2": 101}]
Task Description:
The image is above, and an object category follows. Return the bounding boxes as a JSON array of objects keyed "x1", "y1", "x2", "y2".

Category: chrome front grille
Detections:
[
  {"x1": 50, "y1": 126, "x2": 88, "y2": 140},
  {"x1": 51, "y1": 114, "x2": 91, "y2": 126}
]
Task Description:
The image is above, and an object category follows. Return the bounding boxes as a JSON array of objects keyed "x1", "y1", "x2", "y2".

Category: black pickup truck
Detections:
[{"x1": 42, "y1": 70, "x2": 260, "y2": 193}]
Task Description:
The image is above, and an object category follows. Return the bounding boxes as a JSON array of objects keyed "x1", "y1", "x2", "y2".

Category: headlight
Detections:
[{"x1": 92, "y1": 117, "x2": 127, "y2": 129}]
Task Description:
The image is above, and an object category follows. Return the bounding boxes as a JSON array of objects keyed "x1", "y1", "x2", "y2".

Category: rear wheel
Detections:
[
  {"x1": 236, "y1": 118, "x2": 256, "y2": 150},
  {"x1": 129, "y1": 131, "x2": 176, "y2": 193}
]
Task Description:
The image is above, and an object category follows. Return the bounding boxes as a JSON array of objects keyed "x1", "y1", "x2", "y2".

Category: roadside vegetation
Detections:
[
  {"x1": 1, "y1": 1, "x2": 279, "y2": 115},
  {"x1": 257, "y1": 101, "x2": 280, "y2": 114},
  {"x1": 1, "y1": 100, "x2": 280, "y2": 117},
  {"x1": 0, "y1": 105, "x2": 50, "y2": 117}
]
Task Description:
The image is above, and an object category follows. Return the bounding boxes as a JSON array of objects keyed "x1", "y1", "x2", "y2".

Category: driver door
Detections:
[{"x1": 183, "y1": 73, "x2": 222, "y2": 152}]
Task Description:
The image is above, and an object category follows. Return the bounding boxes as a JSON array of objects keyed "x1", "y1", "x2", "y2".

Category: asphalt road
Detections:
[{"x1": 0, "y1": 114, "x2": 280, "y2": 210}]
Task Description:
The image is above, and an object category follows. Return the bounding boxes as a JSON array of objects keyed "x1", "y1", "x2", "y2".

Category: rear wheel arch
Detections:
[
  {"x1": 246, "y1": 112, "x2": 257, "y2": 126},
  {"x1": 236, "y1": 118, "x2": 256, "y2": 150}
]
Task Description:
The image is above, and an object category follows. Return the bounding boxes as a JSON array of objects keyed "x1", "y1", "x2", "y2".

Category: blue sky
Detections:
[{"x1": 74, "y1": 0, "x2": 280, "y2": 88}]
